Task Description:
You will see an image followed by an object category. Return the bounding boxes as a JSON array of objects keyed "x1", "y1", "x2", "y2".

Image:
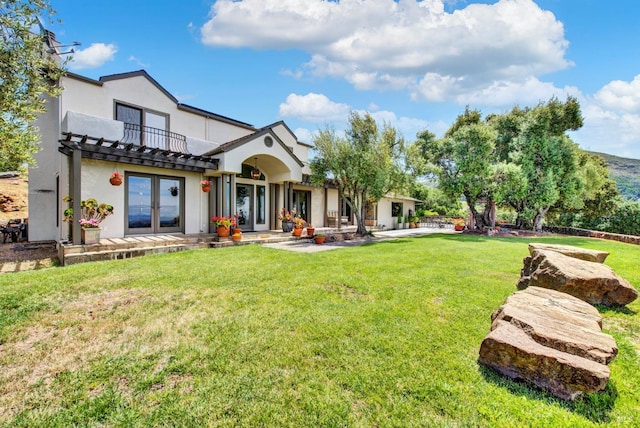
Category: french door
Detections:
[
  {"x1": 236, "y1": 184, "x2": 253, "y2": 231},
  {"x1": 126, "y1": 174, "x2": 183, "y2": 234}
]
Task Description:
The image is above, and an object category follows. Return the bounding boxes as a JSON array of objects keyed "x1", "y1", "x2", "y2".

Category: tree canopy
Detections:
[
  {"x1": 411, "y1": 96, "x2": 619, "y2": 231},
  {"x1": 311, "y1": 111, "x2": 407, "y2": 235},
  {"x1": 0, "y1": 0, "x2": 65, "y2": 171}
]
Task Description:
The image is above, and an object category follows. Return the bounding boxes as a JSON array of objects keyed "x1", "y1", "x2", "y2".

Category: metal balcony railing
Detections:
[{"x1": 122, "y1": 123, "x2": 189, "y2": 153}]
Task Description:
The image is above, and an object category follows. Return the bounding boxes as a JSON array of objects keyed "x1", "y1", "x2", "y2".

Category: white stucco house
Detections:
[{"x1": 30, "y1": 69, "x2": 417, "y2": 245}]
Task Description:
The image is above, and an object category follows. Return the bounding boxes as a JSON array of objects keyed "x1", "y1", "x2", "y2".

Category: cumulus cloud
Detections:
[
  {"x1": 575, "y1": 74, "x2": 640, "y2": 158},
  {"x1": 281, "y1": 92, "x2": 439, "y2": 142},
  {"x1": 69, "y1": 43, "x2": 118, "y2": 70},
  {"x1": 594, "y1": 75, "x2": 640, "y2": 112},
  {"x1": 201, "y1": 0, "x2": 570, "y2": 102},
  {"x1": 279, "y1": 93, "x2": 351, "y2": 123}
]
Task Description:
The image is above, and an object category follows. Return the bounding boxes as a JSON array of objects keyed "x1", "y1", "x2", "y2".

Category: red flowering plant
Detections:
[{"x1": 211, "y1": 215, "x2": 237, "y2": 228}]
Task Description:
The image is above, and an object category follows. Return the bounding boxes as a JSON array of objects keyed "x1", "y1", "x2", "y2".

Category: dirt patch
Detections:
[
  {"x1": 0, "y1": 289, "x2": 205, "y2": 421},
  {"x1": 0, "y1": 174, "x2": 28, "y2": 224}
]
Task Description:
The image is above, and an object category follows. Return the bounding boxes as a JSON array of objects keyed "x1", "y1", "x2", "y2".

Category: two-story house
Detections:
[{"x1": 30, "y1": 69, "x2": 417, "y2": 247}]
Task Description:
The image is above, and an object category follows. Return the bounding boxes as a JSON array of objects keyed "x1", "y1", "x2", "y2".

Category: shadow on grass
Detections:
[
  {"x1": 595, "y1": 304, "x2": 638, "y2": 316},
  {"x1": 478, "y1": 364, "x2": 618, "y2": 423}
]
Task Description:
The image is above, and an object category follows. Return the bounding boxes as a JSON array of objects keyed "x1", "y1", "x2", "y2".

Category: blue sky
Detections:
[{"x1": 47, "y1": 0, "x2": 640, "y2": 159}]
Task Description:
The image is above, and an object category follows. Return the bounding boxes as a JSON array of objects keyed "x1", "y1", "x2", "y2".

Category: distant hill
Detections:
[{"x1": 590, "y1": 152, "x2": 640, "y2": 201}]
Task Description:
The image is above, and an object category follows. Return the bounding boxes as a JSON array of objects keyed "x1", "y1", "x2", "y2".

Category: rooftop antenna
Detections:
[{"x1": 36, "y1": 16, "x2": 81, "y2": 55}]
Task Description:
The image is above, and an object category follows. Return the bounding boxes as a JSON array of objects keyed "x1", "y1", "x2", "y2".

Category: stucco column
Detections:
[{"x1": 229, "y1": 174, "x2": 236, "y2": 218}]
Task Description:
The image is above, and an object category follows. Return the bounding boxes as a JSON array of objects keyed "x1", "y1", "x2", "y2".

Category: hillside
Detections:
[
  {"x1": 590, "y1": 152, "x2": 640, "y2": 201},
  {"x1": 0, "y1": 173, "x2": 28, "y2": 223}
]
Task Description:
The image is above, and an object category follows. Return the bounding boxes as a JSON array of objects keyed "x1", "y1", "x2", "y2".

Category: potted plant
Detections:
[
  {"x1": 278, "y1": 208, "x2": 294, "y2": 232},
  {"x1": 453, "y1": 218, "x2": 465, "y2": 231},
  {"x1": 397, "y1": 214, "x2": 403, "y2": 230},
  {"x1": 314, "y1": 234, "x2": 325, "y2": 244},
  {"x1": 231, "y1": 230, "x2": 242, "y2": 242},
  {"x1": 201, "y1": 179, "x2": 212, "y2": 192},
  {"x1": 63, "y1": 197, "x2": 114, "y2": 244},
  {"x1": 306, "y1": 224, "x2": 315, "y2": 236},
  {"x1": 292, "y1": 213, "x2": 306, "y2": 237},
  {"x1": 211, "y1": 215, "x2": 236, "y2": 237},
  {"x1": 109, "y1": 172, "x2": 123, "y2": 186}
]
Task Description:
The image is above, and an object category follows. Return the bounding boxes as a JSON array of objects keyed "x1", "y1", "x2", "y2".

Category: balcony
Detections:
[{"x1": 122, "y1": 123, "x2": 189, "y2": 153}]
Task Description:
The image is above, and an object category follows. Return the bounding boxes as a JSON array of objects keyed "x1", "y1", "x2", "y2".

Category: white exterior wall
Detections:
[
  {"x1": 30, "y1": 93, "x2": 62, "y2": 242},
  {"x1": 77, "y1": 159, "x2": 208, "y2": 239}
]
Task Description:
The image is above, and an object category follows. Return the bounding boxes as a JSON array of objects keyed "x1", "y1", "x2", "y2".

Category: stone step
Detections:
[{"x1": 63, "y1": 243, "x2": 204, "y2": 265}]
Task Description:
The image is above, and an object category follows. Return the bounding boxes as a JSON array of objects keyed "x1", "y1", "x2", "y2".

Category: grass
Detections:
[{"x1": 0, "y1": 234, "x2": 638, "y2": 427}]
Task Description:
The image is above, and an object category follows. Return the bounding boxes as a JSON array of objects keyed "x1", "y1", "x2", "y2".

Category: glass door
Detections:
[
  {"x1": 236, "y1": 184, "x2": 253, "y2": 231},
  {"x1": 158, "y1": 177, "x2": 182, "y2": 232},
  {"x1": 126, "y1": 174, "x2": 183, "y2": 235}
]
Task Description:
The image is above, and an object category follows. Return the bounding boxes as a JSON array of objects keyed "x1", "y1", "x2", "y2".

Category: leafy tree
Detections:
[
  {"x1": 494, "y1": 97, "x2": 583, "y2": 230},
  {"x1": 419, "y1": 114, "x2": 497, "y2": 229},
  {"x1": 0, "y1": 0, "x2": 65, "y2": 171},
  {"x1": 410, "y1": 182, "x2": 463, "y2": 217},
  {"x1": 311, "y1": 112, "x2": 407, "y2": 235}
]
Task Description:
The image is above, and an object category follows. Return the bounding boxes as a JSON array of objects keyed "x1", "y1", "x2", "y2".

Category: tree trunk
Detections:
[{"x1": 533, "y1": 207, "x2": 549, "y2": 231}]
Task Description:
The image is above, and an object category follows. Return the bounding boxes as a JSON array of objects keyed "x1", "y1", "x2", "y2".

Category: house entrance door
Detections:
[
  {"x1": 126, "y1": 174, "x2": 183, "y2": 235},
  {"x1": 236, "y1": 184, "x2": 253, "y2": 231}
]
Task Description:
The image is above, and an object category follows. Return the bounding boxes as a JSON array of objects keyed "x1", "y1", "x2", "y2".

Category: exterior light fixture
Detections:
[{"x1": 251, "y1": 157, "x2": 261, "y2": 180}]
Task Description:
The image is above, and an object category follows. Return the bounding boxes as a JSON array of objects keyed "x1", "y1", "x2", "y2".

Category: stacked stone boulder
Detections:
[{"x1": 479, "y1": 243, "x2": 638, "y2": 400}]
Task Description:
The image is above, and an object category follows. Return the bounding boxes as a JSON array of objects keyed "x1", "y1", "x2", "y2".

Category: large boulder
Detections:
[
  {"x1": 490, "y1": 286, "x2": 617, "y2": 364},
  {"x1": 479, "y1": 287, "x2": 617, "y2": 400},
  {"x1": 518, "y1": 249, "x2": 638, "y2": 307},
  {"x1": 528, "y1": 243, "x2": 609, "y2": 263}
]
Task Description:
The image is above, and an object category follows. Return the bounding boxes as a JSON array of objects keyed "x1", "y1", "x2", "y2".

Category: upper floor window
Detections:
[{"x1": 116, "y1": 103, "x2": 186, "y2": 151}]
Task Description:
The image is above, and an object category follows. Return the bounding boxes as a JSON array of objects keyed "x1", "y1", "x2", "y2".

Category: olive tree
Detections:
[
  {"x1": 310, "y1": 112, "x2": 407, "y2": 235},
  {"x1": 0, "y1": 0, "x2": 65, "y2": 171}
]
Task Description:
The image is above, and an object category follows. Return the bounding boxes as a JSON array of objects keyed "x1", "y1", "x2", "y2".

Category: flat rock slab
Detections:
[
  {"x1": 518, "y1": 249, "x2": 638, "y2": 307},
  {"x1": 528, "y1": 243, "x2": 609, "y2": 263},
  {"x1": 491, "y1": 286, "x2": 617, "y2": 364},
  {"x1": 479, "y1": 320, "x2": 611, "y2": 400},
  {"x1": 479, "y1": 287, "x2": 616, "y2": 400}
]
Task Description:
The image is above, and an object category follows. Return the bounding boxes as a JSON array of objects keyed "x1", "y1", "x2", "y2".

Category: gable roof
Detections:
[
  {"x1": 203, "y1": 122, "x2": 305, "y2": 167},
  {"x1": 66, "y1": 70, "x2": 256, "y2": 130}
]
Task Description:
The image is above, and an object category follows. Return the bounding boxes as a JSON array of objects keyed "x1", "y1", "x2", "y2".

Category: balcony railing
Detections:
[{"x1": 122, "y1": 123, "x2": 189, "y2": 153}]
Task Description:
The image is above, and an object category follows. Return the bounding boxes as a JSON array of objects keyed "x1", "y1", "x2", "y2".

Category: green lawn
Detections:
[{"x1": 0, "y1": 234, "x2": 638, "y2": 427}]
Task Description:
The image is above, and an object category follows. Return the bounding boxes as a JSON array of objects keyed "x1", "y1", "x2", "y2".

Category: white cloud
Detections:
[
  {"x1": 279, "y1": 93, "x2": 351, "y2": 123},
  {"x1": 574, "y1": 74, "x2": 640, "y2": 159},
  {"x1": 69, "y1": 43, "x2": 117, "y2": 70},
  {"x1": 128, "y1": 55, "x2": 149, "y2": 68},
  {"x1": 594, "y1": 74, "x2": 640, "y2": 112},
  {"x1": 280, "y1": 92, "x2": 437, "y2": 142},
  {"x1": 200, "y1": 0, "x2": 570, "y2": 100}
]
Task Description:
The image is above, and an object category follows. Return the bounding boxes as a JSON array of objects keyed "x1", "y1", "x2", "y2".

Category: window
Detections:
[
  {"x1": 392, "y1": 202, "x2": 403, "y2": 218},
  {"x1": 257, "y1": 186, "x2": 265, "y2": 224},
  {"x1": 116, "y1": 102, "x2": 168, "y2": 148}
]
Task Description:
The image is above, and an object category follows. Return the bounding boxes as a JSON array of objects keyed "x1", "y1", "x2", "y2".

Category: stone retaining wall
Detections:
[{"x1": 543, "y1": 226, "x2": 640, "y2": 245}]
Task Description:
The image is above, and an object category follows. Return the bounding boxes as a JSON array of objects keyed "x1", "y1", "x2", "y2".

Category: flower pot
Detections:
[
  {"x1": 314, "y1": 236, "x2": 325, "y2": 244},
  {"x1": 202, "y1": 186, "x2": 211, "y2": 193},
  {"x1": 282, "y1": 221, "x2": 294, "y2": 233},
  {"x1": 454, "y1": 225, "x2": 464, "y2": 231},
  {"x1": 306, "y1": 227, "x2": 315, "y2": 236},
  {"x1": 216, "y1": 226, "x2": 230, "y2": 237},
  {"x1": 81, "y1": 227, "x2": 101, "y2": 245},
  {"x1": 232, "y1": 233, "x2": 242, "y2": 241},
  {"x1": 292, "y1": 228, "x2": 303, "y2": 237},
  {"x1": 109, "y1": 177, "x2": 122, "y2": 186}
]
